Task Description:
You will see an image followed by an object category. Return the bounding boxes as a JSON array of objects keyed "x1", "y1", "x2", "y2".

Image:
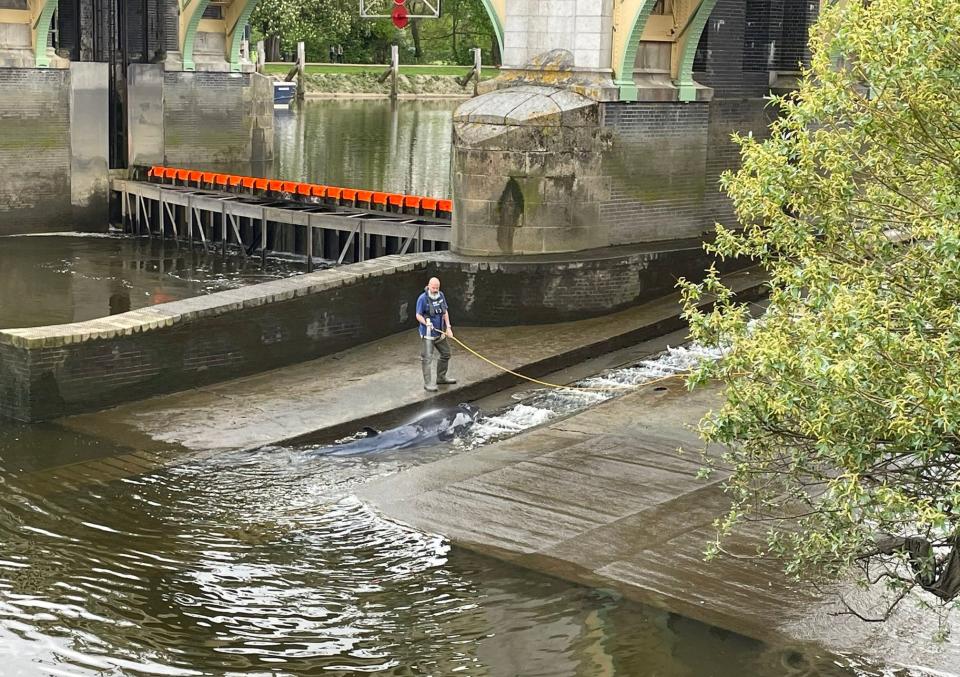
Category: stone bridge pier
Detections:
[{"x1": 454, "y1": 0, "x2": 820, "y2": 255}]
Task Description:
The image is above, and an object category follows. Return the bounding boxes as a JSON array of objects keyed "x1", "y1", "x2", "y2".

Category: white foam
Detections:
[{"x1": 463, "y1": 342, "x2": 721, "y2": 450}]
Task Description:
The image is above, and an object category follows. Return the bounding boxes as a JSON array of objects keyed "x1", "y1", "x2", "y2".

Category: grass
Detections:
[{"x1": 263, "y1": 63, "x2": 499, "y2": 78}]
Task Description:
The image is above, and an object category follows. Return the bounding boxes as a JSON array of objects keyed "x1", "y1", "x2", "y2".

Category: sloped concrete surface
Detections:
[{"x1": 357, "y1": 382, "x2": 960, "y2": 673}]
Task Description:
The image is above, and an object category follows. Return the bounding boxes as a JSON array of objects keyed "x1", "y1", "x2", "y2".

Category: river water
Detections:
[{"x1": 0, "y1": 100, "x2": 932, "y2": 675}]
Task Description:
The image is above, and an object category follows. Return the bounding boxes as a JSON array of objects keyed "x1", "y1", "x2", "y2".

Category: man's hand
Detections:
[{"x1": 446, "y1": 327, "x2": 454, "y2": 338}]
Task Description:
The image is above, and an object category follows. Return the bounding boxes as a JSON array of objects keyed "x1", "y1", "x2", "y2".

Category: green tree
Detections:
[
  {"x1": 251, "y1": 0, "x2": 497, "y2": 65},
  {"x1": 678, "y1": 0, "x2": 960, "y2": 629},
  {"x1": 251, "y1": 0, "x2": 353, "y2": 60}
]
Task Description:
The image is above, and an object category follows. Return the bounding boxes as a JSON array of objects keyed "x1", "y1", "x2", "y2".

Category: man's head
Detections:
[{"x1": 426, "y1": 277, "x2": 441, "y2": 297}]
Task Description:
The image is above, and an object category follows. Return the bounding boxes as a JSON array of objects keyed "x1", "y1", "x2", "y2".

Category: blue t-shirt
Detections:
[{"x1": 416, "y1": 291, "x2": 447, "y2": 337}]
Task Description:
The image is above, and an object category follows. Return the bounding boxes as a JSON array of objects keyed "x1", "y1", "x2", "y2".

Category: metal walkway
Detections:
[{"x1": 113, "y1": 178, "x2": 452, "y2": 270}]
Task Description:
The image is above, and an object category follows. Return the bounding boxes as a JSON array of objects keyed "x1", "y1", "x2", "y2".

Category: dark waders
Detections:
[{"x1": 421, "y1": 328, "x2": 451, "y2": 388}]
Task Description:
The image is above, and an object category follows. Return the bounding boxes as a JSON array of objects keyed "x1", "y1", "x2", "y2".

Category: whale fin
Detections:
[{"x1": 362, "y1": 427, "x2": 380, "y2": 437}]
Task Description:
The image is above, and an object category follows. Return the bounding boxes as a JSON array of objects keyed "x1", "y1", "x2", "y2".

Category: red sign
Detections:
[{"x1": 391, "y1": 4, "x2": 409, "y2": 28}]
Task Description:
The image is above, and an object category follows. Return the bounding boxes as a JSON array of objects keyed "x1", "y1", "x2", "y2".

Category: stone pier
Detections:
[{"x1": 451, "y1": 0, "x2": 818, "y2": 256}]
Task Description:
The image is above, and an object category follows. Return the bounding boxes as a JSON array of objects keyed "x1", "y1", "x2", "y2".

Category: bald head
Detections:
[{"x1": 426, "y1": 277, "x2": 441, "y2": 294}]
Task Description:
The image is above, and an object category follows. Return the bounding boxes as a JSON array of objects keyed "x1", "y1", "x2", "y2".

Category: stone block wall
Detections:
[
  {"x1": 127, "y1": 65, "x2": 274, "y2": 168},
  {"x1": 0, "y1": 65, "x2": 109, "y2": 235},
  {"x1": 502, "y1": 0, "x2": 614, "y2": 70},
  {"x1": 452, "y1": 86, "x2": 612, "y2": 256}
]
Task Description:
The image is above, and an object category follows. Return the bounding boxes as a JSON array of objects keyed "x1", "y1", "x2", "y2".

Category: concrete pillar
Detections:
[
  {"x1": 69, "y1": 62, "x2": 109, "y2": 230},
  {"x1": 451, "y1": 85, "x2": 611, "y2": 256},
  {"x1": 127, "y1": 64, "x2": 273, "y2": 167},
  {"x1": 127, "y1": 64, "x2": 166, "y2": 168}
]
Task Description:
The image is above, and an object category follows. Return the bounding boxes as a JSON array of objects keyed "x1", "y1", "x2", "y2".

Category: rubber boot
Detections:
[{"x1": 421, "y1": 338, "x2": 437, "y2": 391}]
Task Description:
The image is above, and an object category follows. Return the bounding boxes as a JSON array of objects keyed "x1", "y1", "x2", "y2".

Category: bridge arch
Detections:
[
  {"x1": 479, "y1": 0, "x2": 505, "y2": 56},
  {"x1": 225, "y1": 0, "x2": 260, "y2": 71},
  {"x1": 612, "y1": 0, "x2": 716, "y2": 102},
  {"x1": 180, "y1": 0, "x2": 212, "y2": 71},
  {"x1": 30, "y1": 0, "x2": 57, "y2": 67}
]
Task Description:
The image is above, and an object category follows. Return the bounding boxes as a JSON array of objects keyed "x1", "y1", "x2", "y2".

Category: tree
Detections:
[
  {"x1": 251, "y1": 0, "x2": 353, "y2": 61},
  {"x1": 250, "y1": 0, "x2": 497, "y2": 65},
  {"x1": 678, "y1": 0, "x2": 960, "y2": 632}
]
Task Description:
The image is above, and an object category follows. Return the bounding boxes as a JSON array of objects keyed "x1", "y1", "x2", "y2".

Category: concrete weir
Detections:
[
  {"x1": 0, "y1": 244, "x2": 741, "y2": 422},
  {"x1": 356, "y1": 380, "x2": 960, "y2": 674}
]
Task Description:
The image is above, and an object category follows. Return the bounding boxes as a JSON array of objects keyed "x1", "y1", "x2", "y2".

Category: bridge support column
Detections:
[
  {"x1": 452, "y1": 83, "x2": 611, "y2": 256},
  {"x1": 0, "y1": 63, "x2": 109, "y2": 235}
]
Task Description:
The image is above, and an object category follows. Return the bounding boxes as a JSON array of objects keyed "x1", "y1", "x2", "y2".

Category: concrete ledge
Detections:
[{"x1": 0, "y1": 243, "x2": 750, "y2": 421}]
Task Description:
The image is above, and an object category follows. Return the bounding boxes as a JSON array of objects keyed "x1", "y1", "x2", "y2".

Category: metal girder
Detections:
[
  {"x1": 673, "y1": 0, "x2": 717, "y2": 101},
  {"x1": 611, "y1": 0, "x2": 659, "y2": 102},
  {"x1": 29, "y1": 0, "x2": 56, "y2": 67},
  {"x1": 180, "y1": 0, "x2": 212, "y2": 71},
  {"x1": 224, "y1": 0, "x2": 259, "y2": 71},
  {"x1": 612, "y1": 0, "x2": 715, "y2": 102}
]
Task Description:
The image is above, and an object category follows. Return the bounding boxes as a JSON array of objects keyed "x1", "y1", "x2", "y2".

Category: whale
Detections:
[{"x1": 310, "y1": 403, "x2": 482, "y2": 457}]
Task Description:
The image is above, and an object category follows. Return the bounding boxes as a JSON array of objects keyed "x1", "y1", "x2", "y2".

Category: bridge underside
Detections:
[{"x1": 0, "y1": 0, "x2": 258, "y2": 71}]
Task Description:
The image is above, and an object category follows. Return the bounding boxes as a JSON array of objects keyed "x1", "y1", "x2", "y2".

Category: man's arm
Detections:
[
  {"x1": 443, "y1": 310, "x2": 453, "y2": 337},
  {"x1": 415, "y1": 296, "x2": 433, "y2": 334}
]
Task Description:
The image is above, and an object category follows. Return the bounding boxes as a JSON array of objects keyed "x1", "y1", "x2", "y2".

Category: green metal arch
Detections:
[
  {"x1": 33, "y1": 0, "x2": 57, "y2": 68},
  {"x1": 675, "y1": 0, "x2": 717, "y2": 101},
  {"x1": 182, "y1": 0, "x2": 213, "y2": 71},
  {"x1": 227, "y1": 0, "x2": 260, "y2": 72},
  {"x1": 479, "y1": 0, "x2": 504, "y2": 57},
  {"x1": 613, "y1": 0, "x2": 659, "y2": 102}
]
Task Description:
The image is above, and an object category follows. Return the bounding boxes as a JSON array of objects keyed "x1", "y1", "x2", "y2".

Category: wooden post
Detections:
[
  {"x1": 256, "y1": 40, "x2": 265, "y2": 73},
  {"x1": 390, "y1": 44, "x2": 399, "y2": 101},
  {"x1": 472, "y1": 47, "x2": 482, "y2": 97},
  {"x1": 296, "y1": 41, "x2": 306, "y2": 102}
]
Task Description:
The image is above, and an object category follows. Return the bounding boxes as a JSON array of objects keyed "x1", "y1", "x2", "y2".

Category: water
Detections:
[
  {"x1": 463, "y1": 343, "x2": 725, "y2": 450},
  {"x1": 0, "y1": 100, "x2": 456, "y2": 331},
  {"x1": 0, "y1": 419, "x2": 898, "y2": 676},
  {"x1": 0, "y1": 234, "x2": 304, "y2": 330}
]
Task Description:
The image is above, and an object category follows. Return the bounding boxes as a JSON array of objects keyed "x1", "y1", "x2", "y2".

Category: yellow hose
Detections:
[{"x1": 444, "y1": 333, "x2": 688, "y2": 393}]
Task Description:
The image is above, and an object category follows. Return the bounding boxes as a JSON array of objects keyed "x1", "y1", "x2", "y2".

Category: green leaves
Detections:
[{"x1": 681, "y1": 0, "x2": 960, "y2": 622}]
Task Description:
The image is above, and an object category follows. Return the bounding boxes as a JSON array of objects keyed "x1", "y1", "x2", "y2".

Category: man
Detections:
[{"x1": 415, "y1": 277, "x2": 456, "y2": 392}]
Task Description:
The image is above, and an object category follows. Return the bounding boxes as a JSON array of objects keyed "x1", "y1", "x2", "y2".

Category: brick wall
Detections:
[
  {"x1": 164, "y1": 72, "x2": 257, "y2": 165},
  {"x1": 600, "y1": 102, "x2": 710, "y2": 244},
  {"x1": 599, "y1": 0, "x2": 813, "y2": 245},
  {"x1": 0, "y1": 69, "x2": 72, "y2": 235},
  {"x1": 440, "y1": 241, "x2": 732, "y2": 325}
]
